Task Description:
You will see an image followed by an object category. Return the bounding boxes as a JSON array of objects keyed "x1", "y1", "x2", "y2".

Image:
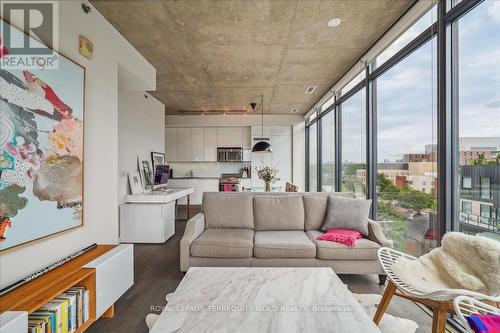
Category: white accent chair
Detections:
[
  {"x1": 374, "y1": 247, "x2": 499, "y2": 333},
  {"x1": 453, "y1": 296, "x2": 500, "y2": 333}
]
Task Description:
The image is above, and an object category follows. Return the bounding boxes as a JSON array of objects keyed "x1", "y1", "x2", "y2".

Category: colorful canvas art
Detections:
[{"x1": 0, "y1": 20, "x2": 85, "y2": 250}]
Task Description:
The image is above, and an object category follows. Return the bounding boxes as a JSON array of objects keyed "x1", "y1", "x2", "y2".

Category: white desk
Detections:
[{"x1": 120, "y1": 187, "x2": 194, "y2": 243}]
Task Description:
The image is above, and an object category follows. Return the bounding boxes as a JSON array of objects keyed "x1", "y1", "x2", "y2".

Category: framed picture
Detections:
[
  {"x1": 141, "y1": 160, "x2": 153, "y2": 190},
  {"x1": 151, "y1": 152, "x2": 165, "y2": 170},
  {"x1": 0, "y1": 20, "x2": 85, "y2": 251},
  {"x1": 128, "y1": 172, "x2": 143, "y2": 194}
]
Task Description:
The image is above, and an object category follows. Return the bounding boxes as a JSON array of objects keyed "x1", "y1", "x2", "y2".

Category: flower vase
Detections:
[{"x1": 265, "y1": 181, "x2": 271, "y2": 192}]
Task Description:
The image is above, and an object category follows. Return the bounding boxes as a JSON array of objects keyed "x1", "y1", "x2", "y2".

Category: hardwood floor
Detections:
[{"x1": 87, "y1": 206, "x2": 440, "y2": 333}]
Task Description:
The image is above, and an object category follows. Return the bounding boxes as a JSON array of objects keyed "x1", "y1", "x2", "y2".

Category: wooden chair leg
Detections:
[
  {"x1": 373, "y1": 280, "x2": 396, "y2": 325},
  {"x1": 431, "y1": 303, "x2": 448, "y2": 333}
]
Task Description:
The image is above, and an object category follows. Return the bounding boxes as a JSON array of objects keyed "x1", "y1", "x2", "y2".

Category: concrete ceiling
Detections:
[{"x1": 91, "y1": 0, "x2": 412, "y2": 115}]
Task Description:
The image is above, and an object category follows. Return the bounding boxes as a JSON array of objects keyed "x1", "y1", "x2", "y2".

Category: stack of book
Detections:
[{"x1": 27, "y1": 287, "x2": 90, "y2": 333}]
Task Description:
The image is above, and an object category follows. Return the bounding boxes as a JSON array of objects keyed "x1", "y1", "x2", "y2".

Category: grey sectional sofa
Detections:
[{"x1": 180, "y1": 192, "x2": 392, "y2": 283}]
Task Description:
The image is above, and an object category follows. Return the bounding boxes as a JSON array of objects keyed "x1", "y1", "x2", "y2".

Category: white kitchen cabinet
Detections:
[
  {"x1": 169, "y1": 178, "x2": 194, "y2": 204},
  {"x1": 217, "y1": 127, "x2": 243, "y2": 147},
  {"x1": 168, "y1": 178, "x2": 218, "y2": 205},
  {"x1": 272, "y1": 126, "x2": 292, "y2": 136},
  {"x1": 177, "y1": 128, "x2": 191, "y2": 161},
  {"x1": 165, "y1": 127, "x2": 178, "y2": 162},
  {"x1": 204, "y1": 128, "x2": 218, "y2": 161},
  {"x1": 242, "y1": 126, "x2": 251, "y2": 148},
  {"x1": 251, "y1": 125, "x2": 272, "y2": 137},
  {"x1": 272, "y1": 134, "x2": 292, "y2": 184},
  {"x1": 195, "y1": 179, "x2": 219, "y2": 204},
  {"x1": 190, "y1": 128, "x2": 204, "y2": 161}
]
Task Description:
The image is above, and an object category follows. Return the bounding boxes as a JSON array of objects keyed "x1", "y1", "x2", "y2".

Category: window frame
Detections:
[
  {"x1": 480, "y1": 177, "x2": 491, "y2": 200},
  {"x1": 462, "y1": 176, "x2": 472, "y2": 189},
  {"x1": 304, "y1": 0, "x2": 487, "y2": 238}
]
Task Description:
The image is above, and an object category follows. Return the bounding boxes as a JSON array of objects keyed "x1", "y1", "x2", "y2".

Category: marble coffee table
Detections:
[{"x1": 150, "y1": 267, "x2": 381, "y2": 333}]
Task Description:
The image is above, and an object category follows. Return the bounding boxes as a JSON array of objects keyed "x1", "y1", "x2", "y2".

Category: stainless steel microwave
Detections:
[{"x1": 217, "y1": 148, "x2": 243, "y2": 162}]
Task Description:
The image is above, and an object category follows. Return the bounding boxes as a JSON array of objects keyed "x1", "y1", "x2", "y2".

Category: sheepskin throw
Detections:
[{"x1": 392, "y1": 232, "x2": 500, "y2": 296}]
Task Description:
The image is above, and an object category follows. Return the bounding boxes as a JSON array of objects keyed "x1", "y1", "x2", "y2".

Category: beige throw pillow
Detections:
[{"x1": 322, "y1": 195, "x2": 372, "y2": 236}]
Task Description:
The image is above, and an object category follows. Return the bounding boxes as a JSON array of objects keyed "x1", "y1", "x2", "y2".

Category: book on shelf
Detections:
[{"x1": 28, "y1": 286, "x2": 90, "y2": 333}]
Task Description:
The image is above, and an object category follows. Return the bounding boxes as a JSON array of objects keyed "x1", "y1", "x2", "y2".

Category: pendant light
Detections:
[{"x1": 251, "y1": 95, "x2": 272, "y2": 153}]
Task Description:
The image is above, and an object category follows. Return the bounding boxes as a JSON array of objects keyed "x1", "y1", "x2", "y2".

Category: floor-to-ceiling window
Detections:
[
  {"x1": 308, "y1": 122, "x2": 318, "y2": 191},
  {"x1": 303, "y1": 1, "x2": 498, "y2": 266},
  {"x1": 321, "y1": 111, "x2": 335, "y2": 192},
  {"x1": 341, "y1": 88, "x2": 366, "y2": 198},
  {"x1": 455, "y1": 0, "x2": 500, "y2": 236},
  {"x1": 376, "y1": 38, "x2": 438, "y2": 256}
]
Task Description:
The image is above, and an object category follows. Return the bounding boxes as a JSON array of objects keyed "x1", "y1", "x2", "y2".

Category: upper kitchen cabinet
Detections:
[
  {"x1": 242, "y1": 126, "x2": 251, "y2": 148},
  {"x1": 177, "y1": 128, "x2": 191, "y2": 161},
  {"x1": 272, "y1": 126, "x2": 292, "y2": 136},
  {"x1": 204, "y1": 128, "x2": 218, "y2": 161},
  {"x1": 217, "y1": 127, "x2": 242, "y2": 147},
  {"x1": 165, "y1": 127, "x2": 178, "y2": 162},
  {"x1": 251, "y1": 125, "x2": 272, "y2": 137},
  {"x1": 190, "y1": 128, "x2": 204, "y2": 161}
]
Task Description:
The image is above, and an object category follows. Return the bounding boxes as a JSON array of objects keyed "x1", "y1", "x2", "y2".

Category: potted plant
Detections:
[{"x1": 255, "y1": 166, "x2": 279, "y2": 192}]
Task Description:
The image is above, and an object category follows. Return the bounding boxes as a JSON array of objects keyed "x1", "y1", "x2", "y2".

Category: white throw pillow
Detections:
[{"x1": 322, "y1": 195, "x2": 372, "y2": 236}]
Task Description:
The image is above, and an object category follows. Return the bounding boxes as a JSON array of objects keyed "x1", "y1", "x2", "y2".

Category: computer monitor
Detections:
[{"x1": 153, "y1": 165, "x2": 169, "y2": 190}]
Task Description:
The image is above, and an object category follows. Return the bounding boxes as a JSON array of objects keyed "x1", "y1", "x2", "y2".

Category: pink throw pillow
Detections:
[{"x1": 317, "y1": 229, "x2": 363, "y2": 247}]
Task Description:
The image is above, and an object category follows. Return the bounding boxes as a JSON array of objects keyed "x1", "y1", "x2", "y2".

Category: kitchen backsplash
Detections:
[{"x1": 169, "y1": 162, "x2": 249, "y2": 178}]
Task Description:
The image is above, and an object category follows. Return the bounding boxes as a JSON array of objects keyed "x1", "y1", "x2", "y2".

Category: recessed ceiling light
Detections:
[
  {"x1": 305, "y1": 85, "x2": 317, "y2": 94},
  {"x1": 328, "y1": 18, "x2": 341, "y2": 28},
  {"x1": 291, "y1": 106, "x2": 299, "y2": 113}
]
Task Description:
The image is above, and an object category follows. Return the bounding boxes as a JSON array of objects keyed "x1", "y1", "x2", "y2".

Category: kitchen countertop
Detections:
[
  {"x1": 170, "y1": 177, "x2": 220, "y2": 179},
  {"x1": 171, "y1": 177, "x2": 252, "y2": 180}
]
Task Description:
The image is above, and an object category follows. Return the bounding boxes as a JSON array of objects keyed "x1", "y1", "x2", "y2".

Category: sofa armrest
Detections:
[
  {"x1": 367, "y1": 219, "x2": 393, "y2": 248},
  {"x1": 180, "y1": 212, "x2": 205, "y2": 272}
]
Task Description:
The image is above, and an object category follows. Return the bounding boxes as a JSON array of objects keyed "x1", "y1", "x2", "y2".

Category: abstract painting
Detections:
[{"x1": 0, "y1": 20, "x2": 85, "y2": 250}]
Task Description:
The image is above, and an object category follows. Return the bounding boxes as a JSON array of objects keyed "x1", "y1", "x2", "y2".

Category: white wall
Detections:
[
  {"x1": 0, "y1": 1, "x2": 156, "y2": 288},
  {"x1": 118, "y1": 92, "x2": 165, "y2": 204},
  {"x1": 293, "y1": 122, "x2": 306, "y2": 191}
]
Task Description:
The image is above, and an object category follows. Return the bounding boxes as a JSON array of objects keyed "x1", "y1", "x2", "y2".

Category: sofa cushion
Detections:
[
  {"x1": 254, "y1": 196, "x2": 305, "y2": 230},
  {"x1": 307, "y1": 230, "x2": 380, "y2": 260},
  {"x1": 303, "y1": 194, "x2": 328, "y2": 230},
  {"x1": 203, "y1": 193, "x2": 254, "y2": 229},
  {"x1": 322, "y1": 195, "x2": 372, "y2": 235},
  {"x1": 254, "y1": 231, "x2": 316, "y2": 258},
  {"x1": 191, "y1": 229, "x2": 254, "y2": 258}
]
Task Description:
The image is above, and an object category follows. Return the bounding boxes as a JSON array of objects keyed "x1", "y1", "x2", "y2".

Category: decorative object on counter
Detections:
[
  {"x1": 285, "y1": 182, "x2": 298, "y2": 192},
  {"x1": 240, "y1": 166, "x2": 250, "y2": 179},
  {"x1": 255, "y1": 166, "x2": 279, "y2": 192},
  {"x1": 0, "y1": 243, "x2": 97, "y2": 296},
  {"x1": 79, "y1": 35, "x2": 93, "y2": 60},
  {"x1": 128, "y1": 171, "x2": 143, "y2": 194},
  {"x1": 0, "y1": 20, "x2": 85, "y2": 250},
  {"x1": 141, "y1": 161, "x2": 153, "y2": 190},
  {"x1": 151, "y1": 152, "x2": 166, "y2": 170},
  {"x1": 250, "y1": 95, "x2": 272, "y2": 153}
]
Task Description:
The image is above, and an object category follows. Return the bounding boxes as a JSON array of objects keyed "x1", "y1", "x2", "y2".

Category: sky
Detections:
[{"x1": 338, "y1": 1, "x2": 500, "y2": 163}]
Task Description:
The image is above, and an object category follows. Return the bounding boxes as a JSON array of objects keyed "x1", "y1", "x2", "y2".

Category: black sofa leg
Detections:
[{"x1": 378, "y1": 275, "x2": 387, "y2": 286}]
